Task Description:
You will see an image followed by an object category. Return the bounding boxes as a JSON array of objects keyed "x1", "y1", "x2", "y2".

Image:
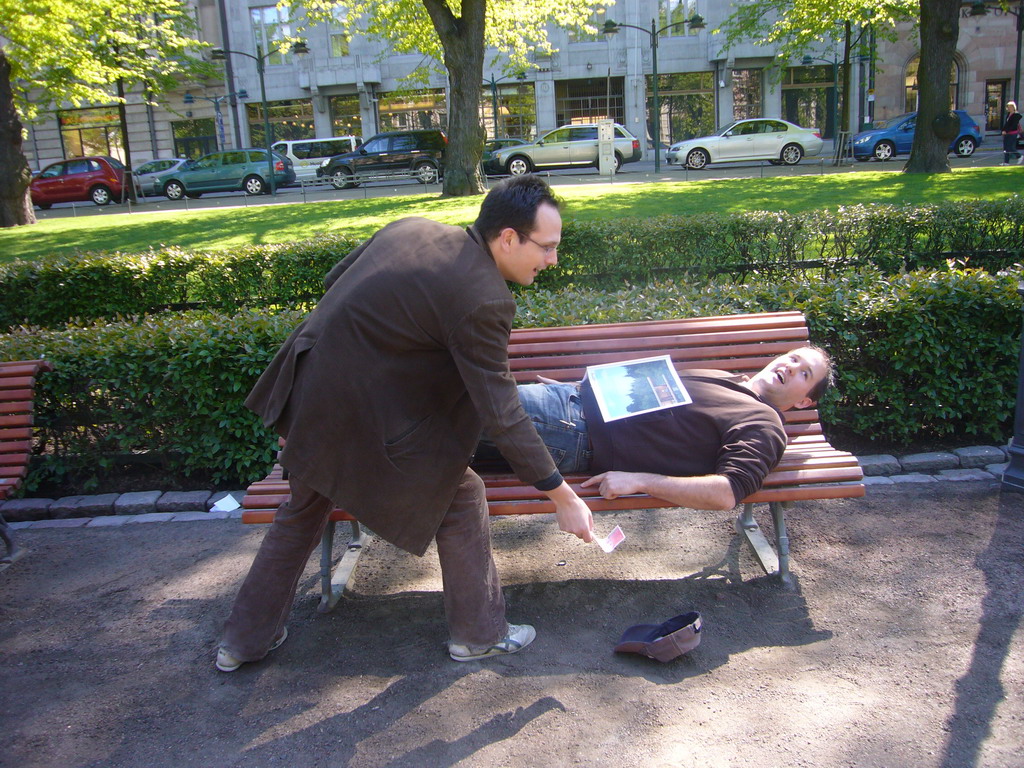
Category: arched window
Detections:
[{"x1": 904, "y1": 55, "x2": 960, "y2": 112}]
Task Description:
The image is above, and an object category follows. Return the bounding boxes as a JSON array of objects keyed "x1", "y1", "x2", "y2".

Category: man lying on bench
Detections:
[{"x1": 477, "y1": 347, "x2": 834, "y2": 510}]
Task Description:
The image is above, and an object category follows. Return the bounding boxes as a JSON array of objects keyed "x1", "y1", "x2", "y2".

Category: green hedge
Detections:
[
  {"x1": 540, "y1": 199, "x2": 1024, "y2": 288},
  {"x1": 4, "y1": 200, "x2": 1023, "y2": 329},
  {"x1": 3, "y1": 266, "x2": 1020, "y2": 491},
  {"x1": 0, "y1": 235, "x2": 361, "y2": 328}
]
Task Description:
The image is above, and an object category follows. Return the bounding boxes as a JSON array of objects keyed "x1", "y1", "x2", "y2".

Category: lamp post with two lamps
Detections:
[
  {"x1": 210, "y1": 40, "x2": 308, "y2": 195},
  {"x1": 183, "y1": 89, "x2": 248, "y2": 152},
  {"x1": 602, "y1": 13, "x2": 705, "y2": 172}
]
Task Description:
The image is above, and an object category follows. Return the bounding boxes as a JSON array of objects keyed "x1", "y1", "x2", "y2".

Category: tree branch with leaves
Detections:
[{"x1": 287, "y1": 0, "x2": 607, "y2": 196}]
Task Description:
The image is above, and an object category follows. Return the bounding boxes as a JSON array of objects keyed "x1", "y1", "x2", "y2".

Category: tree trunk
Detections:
[
  {"x1": 424, "y1": 0, "x2": 486, "y2": 197},
  {"x1": 0, "y1": 50, "x2": 35, "y2": 227},
  {"x1": 904, "y1": 0, "x2": 960, "y2": 174}
]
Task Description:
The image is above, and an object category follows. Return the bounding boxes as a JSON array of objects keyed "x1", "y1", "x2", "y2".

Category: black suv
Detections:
[{"x1": 317, "y1": 129, "x2": 447, "y2": 188}]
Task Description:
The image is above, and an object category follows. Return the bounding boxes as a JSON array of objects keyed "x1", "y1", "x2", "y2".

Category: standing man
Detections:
[{"x1": 217, "y1": 176, "x2": 594, "y2": 672}]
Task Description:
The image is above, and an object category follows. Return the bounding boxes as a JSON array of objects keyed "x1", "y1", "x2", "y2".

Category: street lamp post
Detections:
[
  {"x1": 211, "y1": 40, "x2": 308, "y2": 195},
  {"x1": 801, "y1": 55, "x2": 840, "y2": 141},
  {"x1": 183, "y1": 89, "x2": 249, "y2": 151},
  {"x1": 603, "y1": 14, "x2": 705, "y2": 172},
  {"x1": 970, "y1": 1, "x2": 1023, "y2": 106}
]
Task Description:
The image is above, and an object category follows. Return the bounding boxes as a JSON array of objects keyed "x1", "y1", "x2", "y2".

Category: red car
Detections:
[{"x1": 30, "y1": 155, "x2": 127, "y2": 208}]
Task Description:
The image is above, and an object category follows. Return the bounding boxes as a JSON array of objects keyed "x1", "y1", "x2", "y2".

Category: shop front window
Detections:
[
  {"x1": 648, "y1": 71, "x2": 714, "y2": 145},
  {"x1": 330, "y1": 94, "x2": 362, "y2": 136},
  {"x1": 732, "y1": 68, "x2": 763, "y2": 121},
  {"x1": 481, "y1": 81, "x2": 537, "y2": 139},
  {"x1": 377, "y1": 89, "x2": 447, "y2": 131},
  {"x1": 555, "y1": 77, "x2": 625, "y2": 127},
  {"x1": 246, "y1": 99, "x2": 315, "y2": 146},
  {"x1": 59, "y1": 106, "x2": 123, "y2": 160}
]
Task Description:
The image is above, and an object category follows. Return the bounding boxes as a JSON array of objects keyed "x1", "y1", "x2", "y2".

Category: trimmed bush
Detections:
[
  {"x1": 3, "y1": 265, "x2": 1020, "y2": 491},
  {"x1": 3, "y1": 200, "x2": 1023, "y2": 329}
]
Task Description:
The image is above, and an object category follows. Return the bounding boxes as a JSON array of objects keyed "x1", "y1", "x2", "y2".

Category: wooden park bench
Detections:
[
  {"x1": 0, "y1": 359, "x2": 53, "y2": 564},
  {"x1": 242, "y1": 311, "x2": 864, "y2": 610}
]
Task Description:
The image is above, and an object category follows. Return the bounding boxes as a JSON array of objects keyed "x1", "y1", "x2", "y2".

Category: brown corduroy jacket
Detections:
[{"x1": 245, "y1": 217, "x2": 557, "y2": 556}]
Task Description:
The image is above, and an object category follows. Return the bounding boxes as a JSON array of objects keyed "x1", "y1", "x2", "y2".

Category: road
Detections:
[{"x1": 31, "y1": 145, "x2": 1007, "y2": 220}]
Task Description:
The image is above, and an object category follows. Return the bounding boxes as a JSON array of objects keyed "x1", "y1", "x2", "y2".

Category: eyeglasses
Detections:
[{"x1": 516, "y1": 231, "x2": 559, "y2": 255}]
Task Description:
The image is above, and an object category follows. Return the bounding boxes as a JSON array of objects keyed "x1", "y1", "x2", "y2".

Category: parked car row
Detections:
[
  {"x1": 25, "y1": 109, "x2": 993, "y2": 209},
  {"x1": 30, "y1": 149, "x2": 295, "y2": 207}
]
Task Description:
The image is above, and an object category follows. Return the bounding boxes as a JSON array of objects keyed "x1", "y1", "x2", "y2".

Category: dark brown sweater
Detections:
[{"x1": 581, "y1": 369, "x2": 787, "y2": 503}]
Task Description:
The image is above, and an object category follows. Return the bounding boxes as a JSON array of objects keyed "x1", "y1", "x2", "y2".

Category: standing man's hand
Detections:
[{"x1": 545, "y1": 481, "x2": 594, "y2": 542}]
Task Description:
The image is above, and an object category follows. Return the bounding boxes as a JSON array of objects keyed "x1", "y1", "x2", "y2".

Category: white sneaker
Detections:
[
  {"x1": 1000, "y1": 162, "x2": 1010, "y2": 166},
  {"x1": 449, "y1": 623, "x2": 536, "y2": 661},
  {"x1": 216, "y1": 627, "x2": 288, "y2": 672},
  {"x1": 1017, "y1": 156, "x2": 1024, "y2": 165}
]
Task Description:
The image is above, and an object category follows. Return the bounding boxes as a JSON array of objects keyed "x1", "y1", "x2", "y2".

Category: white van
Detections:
[{"x1": 271, "y1": 136, "x2": 361, "y2": 181}]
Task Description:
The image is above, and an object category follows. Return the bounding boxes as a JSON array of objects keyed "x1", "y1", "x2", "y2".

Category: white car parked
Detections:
[{"x1": 666, "y1": 118, "x2": 823, "y2": 169}]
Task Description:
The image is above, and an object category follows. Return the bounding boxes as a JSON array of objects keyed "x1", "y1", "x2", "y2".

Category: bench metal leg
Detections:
[
  {"x1": 0, "y1": 513, "x2": 26, "y2": 570},
  {"x1": 317, "y1": 519, "x2": 368, "y2": 613},
  {"x1": 736, "y1": 502, "x2": 792, "y2": 585}
]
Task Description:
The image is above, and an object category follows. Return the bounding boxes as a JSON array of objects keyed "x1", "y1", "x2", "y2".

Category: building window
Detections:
[
  {"x1": 329, "y1": 6, "x2": 351, "y2": 58},
  {"x1": 58, "y1": 106, "x2": 123, "y2": 160},
  {"x1": 377, "y1": 89, "x2": 447, "y2": 131},
  {"x1": 555, "y1": 77, "x2": 625, "y2": 126},
  {"x1": 481, "y1": 80, "x2": 536, "y2": 139},
  {"x1": 782, "y1": 65, "x2": 836, "y2": 137},
  {"x1": 569, "y1": 5, "x2": 608, "y2": 43},
  {"x1": 250, "y1": 5, "x2": 294, "y2": 66},
  {"x1": 649, "y1": 72, "x2": 714, "y2": 145},
  {"x1": 246, "y1": 99, "x2": 315, "y2": 146},
  {"x1": 732, "y1": 68, "x2": 763, "y2": 120},
  {"x1": 330, "y1": 94, "x2": 362, "y2": 136},
  {"x1": 658, "y1": 0, "x2": 699, "y2": 38},
  {"x1": 904, "y1": 55, "x2": 959, "y2": 113},
  {"x1": 171, "y1": 119, "x2": 216, "y2": 159}
]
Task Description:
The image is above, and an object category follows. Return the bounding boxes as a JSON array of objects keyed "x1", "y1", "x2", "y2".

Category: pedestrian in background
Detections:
[{"x1": 1001, "y1": 101, "x2": 1022, "y2": 165}]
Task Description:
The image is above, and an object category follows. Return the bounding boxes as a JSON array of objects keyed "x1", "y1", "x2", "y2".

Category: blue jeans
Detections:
[{"x1": 514, "y1": 382, "x2": 593, "y2": 473}]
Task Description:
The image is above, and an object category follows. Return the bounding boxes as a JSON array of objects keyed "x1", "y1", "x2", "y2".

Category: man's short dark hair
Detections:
[
  {"x1": 475, "y1": 175, "x2": 562, "y2": 243},
  {"x1": 805, "y1": 345, "x2": 835, "y2": 404}
]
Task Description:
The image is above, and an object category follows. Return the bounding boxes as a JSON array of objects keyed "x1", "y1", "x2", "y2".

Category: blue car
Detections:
[{"x1": 851, "y1": 110, "x2": 982, "y2": 161}]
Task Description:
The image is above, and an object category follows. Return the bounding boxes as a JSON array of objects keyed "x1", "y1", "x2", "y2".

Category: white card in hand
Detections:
[{"x1": 595, "y1": 525, "x2": 625, "y2": 553}]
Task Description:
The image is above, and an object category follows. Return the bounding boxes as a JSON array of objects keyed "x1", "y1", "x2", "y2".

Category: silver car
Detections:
[
  {"x1": 489, "y1": 123, "x2": 642, "y2": 175},
  {"x1": 666, "y1": 118, "x2": 824, "y2": 169},
  {"x1": 133, "y1": 158, "x2": 190, "y2": 196}
]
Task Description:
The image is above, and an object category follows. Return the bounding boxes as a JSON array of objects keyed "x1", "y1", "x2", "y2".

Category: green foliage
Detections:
[
  {"x1": 540, "y1": 199, "x2": 1024, "y2": 289},
  {"x1": 2, "y1": 309, "x2": 305, "y2": 490},
  {"x1": 717, "y1": 0, "x2": 917, "y2": 66},
  {"x1": 0, "y1": 234, "x2": 360, "y2": 328},
  {"x1": 1, "y1": 0, "x2": 209, "y2": 119},
  {"x1": 5, "y1": 200, "x2": 1022, "y2": 329},
  {"x1": 4, "y1": 266, "x2": 1019, "y2": 490}
]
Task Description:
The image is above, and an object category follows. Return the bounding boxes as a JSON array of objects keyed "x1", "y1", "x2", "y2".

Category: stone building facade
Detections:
[{"x1": 20, "y1": 1, "x2": 1019, "y2": 171}]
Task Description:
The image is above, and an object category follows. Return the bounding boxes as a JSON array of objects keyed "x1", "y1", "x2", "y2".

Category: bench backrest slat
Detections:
[{"x1": 0, "y1": 359, "x2": 51, "y2": 501}]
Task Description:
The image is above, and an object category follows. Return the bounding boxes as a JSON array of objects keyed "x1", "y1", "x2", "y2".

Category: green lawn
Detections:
[{"x1": 3, "y1": 166, "x2": 1019, "y2": 262}]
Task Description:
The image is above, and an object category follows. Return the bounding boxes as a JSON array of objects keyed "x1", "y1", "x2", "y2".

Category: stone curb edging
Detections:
[{"x1": 0, "y1": 445, "x2": 1011, "y2": 531}]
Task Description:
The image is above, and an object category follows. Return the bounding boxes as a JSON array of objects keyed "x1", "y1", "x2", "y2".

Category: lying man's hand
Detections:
[{"x1": 581, "y1": 471, "x2": 648, "y2": 499}]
